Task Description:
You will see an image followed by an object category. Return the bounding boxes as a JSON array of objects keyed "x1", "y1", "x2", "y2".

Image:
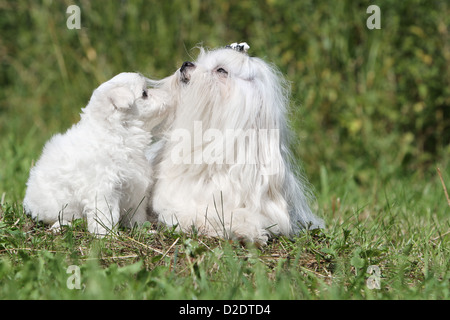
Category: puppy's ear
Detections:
[{"x1": 109, "y1": 86, "x2": 135, "y2": 110}]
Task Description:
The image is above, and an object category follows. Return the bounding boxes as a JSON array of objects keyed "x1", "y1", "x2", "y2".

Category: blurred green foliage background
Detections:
[{"x1": 1, "y1": 0, "x2": 449, "y2": 202}]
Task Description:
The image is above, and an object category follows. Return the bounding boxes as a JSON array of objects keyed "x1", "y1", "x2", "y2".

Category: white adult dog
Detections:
[
  {"x1": 150, "y1": 43, "x2": 324, "y2": 244},
  {"x1": 24, "y1": 72, "x2": 172, "y2": 235}
]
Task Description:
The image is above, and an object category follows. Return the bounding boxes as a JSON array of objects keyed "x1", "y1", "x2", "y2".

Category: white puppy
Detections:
[
  {"x1": 24, "y1": 72, "x2": 172, "y2": 235},
  {"x1": 150, "y1": 44, "x2": 324, "y2": 244}
]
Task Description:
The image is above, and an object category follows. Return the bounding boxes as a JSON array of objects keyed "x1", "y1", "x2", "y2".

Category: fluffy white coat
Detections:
[
  {"x1": 150, "y1": 47, "x2": 324, "y2": 243},
  {"x1": 24, "y1": 72, "x2": 172, "y2": 235}
]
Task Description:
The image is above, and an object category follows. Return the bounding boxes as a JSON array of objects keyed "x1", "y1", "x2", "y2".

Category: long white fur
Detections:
[
  {"x1": 150, "y1": 47, "x2": 324, "y2": 243},
  {"x1": 24, "y1": 72, "x2": 173, "y2": 235}
]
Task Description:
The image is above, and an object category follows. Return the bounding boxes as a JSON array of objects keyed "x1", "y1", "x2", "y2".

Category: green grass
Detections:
[
  {"x1": 1, "y1": 170, "x2": 448, "y2": 299},
  {"x1": 0, "y1": 0, "x2": 449, "y2": 300}
]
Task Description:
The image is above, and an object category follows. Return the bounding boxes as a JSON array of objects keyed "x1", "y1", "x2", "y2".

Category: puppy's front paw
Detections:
[{"x1": 50, "y1": 220, "x2": 71, "y2": 233}]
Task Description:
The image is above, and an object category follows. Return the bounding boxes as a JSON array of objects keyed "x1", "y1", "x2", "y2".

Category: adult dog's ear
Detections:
[{"x1": 109, "y1": 86, "x2": 135, "y2": 110}]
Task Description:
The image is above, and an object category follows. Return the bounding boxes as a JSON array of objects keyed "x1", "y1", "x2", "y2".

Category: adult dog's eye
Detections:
[
  {"x1": 142, "y1": 90, "x2": 148, "y2": 98},
  {"x1": 216, "y1": 68, "x2": 228, "y2": 75}
]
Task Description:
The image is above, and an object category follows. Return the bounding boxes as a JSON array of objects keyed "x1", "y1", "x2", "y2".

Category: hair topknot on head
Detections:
[{"x1": 225, "y1": 42, "x2": 250, "y2": 54}]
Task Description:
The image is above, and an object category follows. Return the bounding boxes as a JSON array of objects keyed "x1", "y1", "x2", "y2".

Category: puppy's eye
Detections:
[
  {"x1": 216, "y1": 68, "x2": 228, "y2": 75},
  {"x1": 142, "y1": 90, "x2": 148, "y2": 98}
]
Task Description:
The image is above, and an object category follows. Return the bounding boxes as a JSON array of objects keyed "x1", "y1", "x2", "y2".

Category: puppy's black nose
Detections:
[{"x1": 180, "y1": 61, "x2": 195, "y2": 73}]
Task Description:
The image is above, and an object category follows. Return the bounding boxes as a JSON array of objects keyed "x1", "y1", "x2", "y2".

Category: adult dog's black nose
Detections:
[{"x1": 180, "y1": 61, "x2": 195, "y2": 73}]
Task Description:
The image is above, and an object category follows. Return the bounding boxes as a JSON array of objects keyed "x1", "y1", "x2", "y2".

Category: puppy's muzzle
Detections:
[{"x1": 180, "y1": 61, "x2": 195, "y2": 83}]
